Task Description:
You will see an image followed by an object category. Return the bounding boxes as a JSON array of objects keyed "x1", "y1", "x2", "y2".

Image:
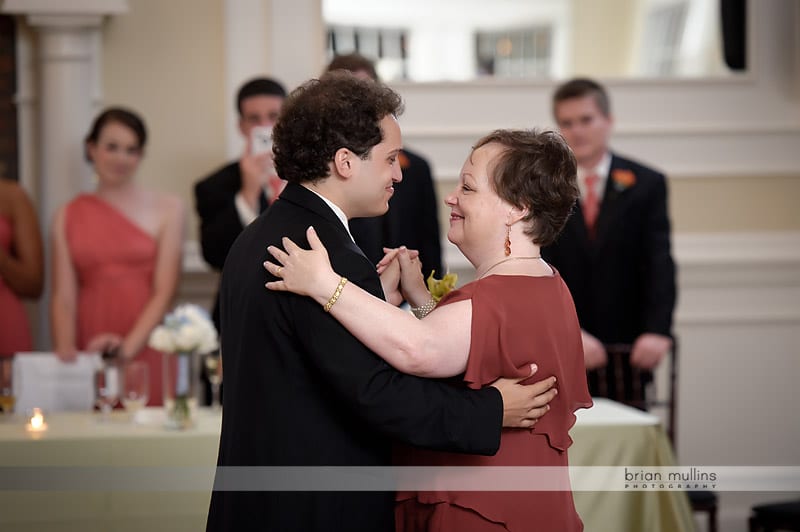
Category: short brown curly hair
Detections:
[
  {"x1": 473, "y1": 129, "x2": 578, "y2": 247},
  {"x1": 272, "y1": 72, "x2": 404, "y2": 184}
]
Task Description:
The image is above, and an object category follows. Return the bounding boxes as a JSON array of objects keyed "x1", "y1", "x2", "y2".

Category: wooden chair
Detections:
[
  {"x1": 749, "y1": 500, "x2": 800, "y2": 531},
  {"x1": 594, "y1": 343, "x2": 674, "y2": 439},
  {"x1": 596, "y1": 341, "x2": 718, "y2": 532}
]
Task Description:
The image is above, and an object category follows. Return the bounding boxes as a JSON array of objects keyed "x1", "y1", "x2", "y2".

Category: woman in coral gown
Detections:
[
  {"x1": 266, "y1": 129, "x2": 592, "y2": 531},
  {"x1": 50, "y1": 108, "x2": 185, "y2": 405},
  {"x1": 0, "y1": 179, "x2": 43, "y2": 356}
]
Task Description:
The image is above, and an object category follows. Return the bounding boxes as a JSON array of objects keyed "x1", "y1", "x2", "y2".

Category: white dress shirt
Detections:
[{"x1": 303, "y1": 186, "x2": 356, "y2": 244}]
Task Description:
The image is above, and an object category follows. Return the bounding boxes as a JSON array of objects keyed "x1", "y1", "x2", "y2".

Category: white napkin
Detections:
[{"x1": 12, "y1": 352, "x2": 102, "y2": 413}]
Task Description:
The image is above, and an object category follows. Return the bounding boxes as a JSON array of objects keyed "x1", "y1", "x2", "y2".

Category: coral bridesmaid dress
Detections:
[
  {"x1": 65, "y1": 194, "x2": 164, "y2": 405},
  {"x1": 0, "y1": 215, "x2": 33, "y2": 357}
]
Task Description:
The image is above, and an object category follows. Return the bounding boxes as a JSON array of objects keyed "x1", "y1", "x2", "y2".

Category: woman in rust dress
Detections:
[
  {"x1": 50, "y1": 108, "x2": 185, "y2": 405},
  {"x1": 265, "y1": 129, "x2": 592, "y2": 531},
  {"x1": 0, "y1": 179, "x2": 43, "y2": 356}
]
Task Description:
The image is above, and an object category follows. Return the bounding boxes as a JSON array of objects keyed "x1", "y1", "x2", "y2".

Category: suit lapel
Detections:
[{"x1": 593, "y1": 154, "x2": 629, "y2": 251}]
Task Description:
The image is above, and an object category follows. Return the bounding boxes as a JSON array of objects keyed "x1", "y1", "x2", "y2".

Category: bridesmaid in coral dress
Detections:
[
  {"x1": 50, "y1": 108, "x2": 185, "y2": 406},
  {"x1": 0, "y1": 179, "x2": 43, "y2": 356}
]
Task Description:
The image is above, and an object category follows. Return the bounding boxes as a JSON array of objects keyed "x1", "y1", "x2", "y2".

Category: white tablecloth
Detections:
[{"x1": 0, "y1": 399, "x2": 693, "y2": 532}]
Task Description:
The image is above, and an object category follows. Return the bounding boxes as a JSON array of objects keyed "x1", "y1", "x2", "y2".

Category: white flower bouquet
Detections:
[
  {"x1": 148, "y1": 304, "x2": 218, "y2": 429},
  {"x1": 148, "y1": 304, "x2": 218, "y2": 355}
]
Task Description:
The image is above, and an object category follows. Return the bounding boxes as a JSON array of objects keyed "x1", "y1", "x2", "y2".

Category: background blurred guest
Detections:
[
  {"x1": 0, "y1": 177, "x2": 43, "y2": 356},
  {"x1": 194, "y1": 77, "x2": 287, "y2": 332},
  {"x1": 543, "y1": 78, "x2": 676, "y2": 402},
  {"x1": 325, "y1": 54, "x2": 443, "y2": 279},
  {"x1": 50, "y1": 107, "x2": 185, "y2": 406}
]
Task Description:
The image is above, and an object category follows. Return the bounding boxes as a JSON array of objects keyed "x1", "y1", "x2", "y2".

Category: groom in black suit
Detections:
[
  {"x1": 542, "y1": 78, "x2": 676, "y2": 402},
  {"x1": 324, "y1": 53, "x2": 443, "y2": 280},
  {"x1": 206, "y1": 73, "x2": 557, "y2": 532}
]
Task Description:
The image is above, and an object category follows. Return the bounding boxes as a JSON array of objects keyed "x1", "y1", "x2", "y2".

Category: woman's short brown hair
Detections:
[
  {"x1": 474, "y1": 129, "x2": 578, "y2": 247},
  {"x1": 272, "y1": 72, "x2": 403, "y2": 184}
]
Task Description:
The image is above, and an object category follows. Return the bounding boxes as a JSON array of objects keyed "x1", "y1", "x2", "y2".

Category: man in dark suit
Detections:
[
  {"x1": 206, "y1": 73, "x2": 557, "y2": 532},
  {"x1": 194, "y1": 77, "x2": 287, "y2": 331},
  {"x1": 325, "y1": 53, "x2": 443, "y2": 279},
  {"x1": 542, "y1": 78, "x2": 676, "y2": 402}
]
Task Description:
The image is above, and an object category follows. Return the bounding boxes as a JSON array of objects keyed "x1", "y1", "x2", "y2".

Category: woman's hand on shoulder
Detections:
[{"x1": 264, "y1": 226, "x2": 340, "y2": 301}]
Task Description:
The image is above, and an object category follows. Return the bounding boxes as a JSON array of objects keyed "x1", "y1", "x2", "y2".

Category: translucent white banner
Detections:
[{"x1": 1, "y1": 466, "x2": 798, "y2": 492}]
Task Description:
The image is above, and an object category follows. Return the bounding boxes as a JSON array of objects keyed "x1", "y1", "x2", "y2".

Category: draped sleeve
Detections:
[{"x1": 436, "y1": 272, "x2": 592, "y2": 451}]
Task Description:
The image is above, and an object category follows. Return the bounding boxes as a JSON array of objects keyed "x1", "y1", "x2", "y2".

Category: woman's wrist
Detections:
[
  {"x1": 323, "y1": 277, "x2": 348, "y2": 313},
  {"x1": 119, "y1": 340, "x2": 135, "y2": 360},
  {"x1": 406, "y1": 289, "x2": 432, "y2": 309},
  {"x1": 315, "y1": 272, "x2": 343, "y2": 306},
  {"x1": 410, "y1": 298, "x2": 436, "y2": 319}
]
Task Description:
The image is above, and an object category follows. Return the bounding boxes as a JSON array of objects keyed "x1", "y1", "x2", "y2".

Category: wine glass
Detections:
[
  {"x1": 0, "y1": 357, "x2": 15, "y2": 415},
  {"x1": 203, "y1": 352, "x2": 222, "y2": 410},
  {"x1": 94, "y1": 362, "x2": 120, "y2": 422},
  {"x1": 121, "y1": 361, "x2": 149, "y2": 419}
]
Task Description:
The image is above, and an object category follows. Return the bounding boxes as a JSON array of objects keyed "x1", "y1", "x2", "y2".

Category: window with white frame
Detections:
[
  {"x1": 475, "y1": 26, "x2": 554, "y2": 78},
  {"x1": 326, "y1": 26, "x2": 409, "y2": 81},
  {"x1": 638, "y1": 1, "x2": 690, "y2": 76}
]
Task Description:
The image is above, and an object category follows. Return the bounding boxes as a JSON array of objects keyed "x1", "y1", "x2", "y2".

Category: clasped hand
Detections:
[{"x1": 264, "y1": 226, "x2": 428, "y2": 308}]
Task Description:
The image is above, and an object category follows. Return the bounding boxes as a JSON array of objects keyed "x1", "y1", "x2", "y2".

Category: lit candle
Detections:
[{"x1": 26, "y1": 408, "x2": 48, "y2": 432}]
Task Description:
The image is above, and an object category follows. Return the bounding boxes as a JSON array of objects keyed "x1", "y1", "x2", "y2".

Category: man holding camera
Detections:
[{"x1": 194, "y1": 77, "x2": 287, "y2": 332}]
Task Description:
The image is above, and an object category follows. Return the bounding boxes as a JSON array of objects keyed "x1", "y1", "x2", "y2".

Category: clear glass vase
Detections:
[{"x1": 162, "y1": 351, "x2": 198, "y2": 429}]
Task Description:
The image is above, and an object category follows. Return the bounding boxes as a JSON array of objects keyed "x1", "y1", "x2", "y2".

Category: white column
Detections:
[
  {"x1": 3, "y1": 2, "x2": 127, "y2": 232},
  {"x1": 223, "y1": 0, "x2": 271, "y2": 158},
  {"x1": 268, "y1": 0, "x2": 324, "y2": 90},
  {"x1": 223, "y1": 0, "x2": 324, "y2": 159},
  {"x1": 28, "y1": 15, "x2": 99, "y2": 230},
  {"x1": 2, "y1": 1, "x2": 128, "y2": 349}
]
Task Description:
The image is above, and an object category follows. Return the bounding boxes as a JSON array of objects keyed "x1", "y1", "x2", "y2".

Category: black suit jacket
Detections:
[
  {"x1": 195, "y1": 161, "x2": 267, "y2": 329},
  {"x1": 350, "y1": 148, "x2": 443, "y2": 279},
  {"x1": 206, "y1": 183, "x2": 502, "y2": 532},
  {"x1": 542, "y1": 153, "x2": 676, "y2": 394}
]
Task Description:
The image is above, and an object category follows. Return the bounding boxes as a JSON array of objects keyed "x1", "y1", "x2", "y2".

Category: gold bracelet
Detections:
[
  {"x1": 324, "y1": 277, "x2": 348, "y2": 313},
  {"x1": 411, "y1": 298, "x2": 437, "y2": 319}
]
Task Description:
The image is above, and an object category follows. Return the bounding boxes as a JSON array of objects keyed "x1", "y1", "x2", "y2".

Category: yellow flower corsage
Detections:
[{"x1": 426, "y1": 270, "x2": 458, "y2": 302}]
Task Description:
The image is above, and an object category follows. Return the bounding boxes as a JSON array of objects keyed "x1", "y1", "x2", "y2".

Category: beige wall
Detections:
[
  {"x1": 96, "y1": 0, "x2": 800, "y2": 244},
  {"x1": 102, "y1": 0, "x2": 226, "y2": 242},
  {"x1": 670, "y1": 174, "x2": 800, "y2": 232},
  {"x1": 570, "y1": 0, "x2": 641, "y2": 77},
  {"x1": 435, "y1": 174, "x2": 800, "y2": 238}
]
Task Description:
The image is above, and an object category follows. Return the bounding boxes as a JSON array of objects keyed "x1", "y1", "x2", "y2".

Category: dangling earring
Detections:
[{"x1": 504, "y1": 225, "x2": 511, "y2": 256}]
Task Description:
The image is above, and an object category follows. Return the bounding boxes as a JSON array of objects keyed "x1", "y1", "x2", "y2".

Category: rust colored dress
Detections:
[
  {"x1": 395, "y1": 271, "x2": 593, "y2": 532},
  {"x1": 65, "y1": 195, "x2": 163, "y2": 405},
  {"x1": 0, "y1": 215, "x2": 33, "y2": 356}
]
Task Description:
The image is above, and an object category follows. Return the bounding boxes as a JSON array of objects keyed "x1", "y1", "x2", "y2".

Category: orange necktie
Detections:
[{"x1": 583, "y1": 173, "x2": 600, "y2": 239}]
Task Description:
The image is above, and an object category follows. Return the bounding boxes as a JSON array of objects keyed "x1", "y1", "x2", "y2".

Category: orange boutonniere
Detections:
[
  {"x1": 611, "y1": 169, "x2": 636, "y2": 191},
  {"x1": 399, "y1": 151, "x2": 411, "y2": 170}
]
